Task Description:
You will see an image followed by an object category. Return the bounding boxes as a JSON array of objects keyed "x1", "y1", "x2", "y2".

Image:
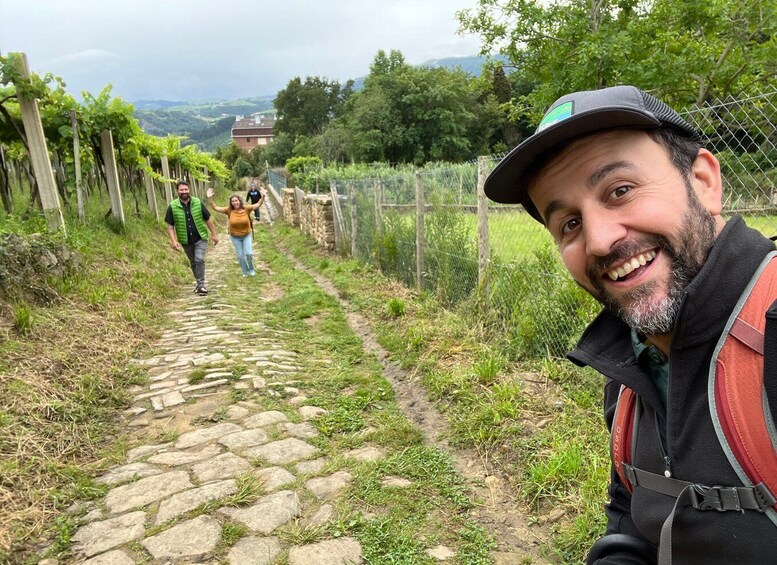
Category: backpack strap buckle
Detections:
[{"x1": 689, "y1": 484, "x2": 740, "y2": 512}]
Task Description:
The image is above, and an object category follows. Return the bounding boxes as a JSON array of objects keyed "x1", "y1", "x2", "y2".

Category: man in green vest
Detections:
[{"x1": 165, "y1": 180, "x2": 219, "y2": 295}]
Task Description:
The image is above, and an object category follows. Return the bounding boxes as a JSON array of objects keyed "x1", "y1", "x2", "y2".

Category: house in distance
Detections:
[{"x1": 231, "y1": 114, "x2": 276, "y2": 150}]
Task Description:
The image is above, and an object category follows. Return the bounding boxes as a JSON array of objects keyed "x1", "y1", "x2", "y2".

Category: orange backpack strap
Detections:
[
  {"x1": 611, "y1": 384, "x2": 639, "y2": 493},
  {"x1": 710, "y1": 250, "x2": 777, "y2": 525}
]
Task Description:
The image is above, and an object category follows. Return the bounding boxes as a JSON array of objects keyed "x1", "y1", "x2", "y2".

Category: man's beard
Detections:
[
  {"x1": 583, "y1": 186, "x2": 717, "y2": 336},
  {"x1": 179, "y1": 194, "x2": 190, "y2": 203}
]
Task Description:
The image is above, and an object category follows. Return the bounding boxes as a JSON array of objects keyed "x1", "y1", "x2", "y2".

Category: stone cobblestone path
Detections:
[
  {"x1": 45, "y1": 232, "x2": 549, "y2": 565},
  {"x1": 52, "y1": 241, "x2": 369, "y2": 564}
]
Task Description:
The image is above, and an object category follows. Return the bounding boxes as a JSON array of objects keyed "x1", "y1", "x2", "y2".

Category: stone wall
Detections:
[
  {"x1": 281, "y1": 188, "x2": 300, "y2": 227},
  {"x1": 301, "y1": 195, "x2": 335, "y2": 251},
  {"x1": 280, "y1": 188, "x2": 336, "y2": 251}
]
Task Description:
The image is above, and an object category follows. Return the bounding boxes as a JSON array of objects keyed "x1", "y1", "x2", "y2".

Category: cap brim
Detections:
[{"x1": 484, "y1": 108, "x2": 662, "y2": 221}]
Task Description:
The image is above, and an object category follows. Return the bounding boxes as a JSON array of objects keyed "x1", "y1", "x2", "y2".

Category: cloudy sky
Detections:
[{"x1": 1, "y1": 0, "x2": 485, "y2": 103}]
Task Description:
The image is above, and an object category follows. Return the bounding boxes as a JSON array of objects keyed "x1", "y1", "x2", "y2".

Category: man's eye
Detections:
[
  {"x1": 561, "y1": 218, "x2": 581, "y2": 235},
  {"x1": 612, "y1": 185, "x2": 632, "y2": 198}
]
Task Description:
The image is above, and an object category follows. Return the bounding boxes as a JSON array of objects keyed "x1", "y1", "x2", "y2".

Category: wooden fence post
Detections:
[
  {"x1": 330, "y1": 180, "x2": 347, "y2": 254},
  {"x1": 415, "y1": 171, "x2": 425, "y2": 291},
  {"x1": 374, "y1": 180, "x2": 383, "y2": 241},
  {"x1": 161, "y1": 154, "x2": 173, "y2": 204},
  {"x1": 349, "y1": 181, "x2": 357, "y2": 258},
  {"x1": 100, "y1": 129, "x2": 125, "y2": 224},
  {"x1": 477, "y1": 156, "x2": 490, "y2": 299},
  {"x1": 14, "y1": 53, "x2": 65, "y2": 233},
  {"x1": 374, "y1": 180, "x2": 383, "y2": 271},
  {"x1": 144, "y1": 156, "x2": 159, "y2": 220},
  {"x1": 70, "y1": 109, "x2": 84, "y2": 222}
]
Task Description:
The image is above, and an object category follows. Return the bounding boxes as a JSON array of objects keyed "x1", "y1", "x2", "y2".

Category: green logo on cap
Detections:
[{"x1": 537, "y1": 101, "x2": 573, "y2": 132}]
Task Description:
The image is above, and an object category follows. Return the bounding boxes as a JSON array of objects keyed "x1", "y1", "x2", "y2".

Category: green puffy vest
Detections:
[{"x1": 170, "y1": 197, "x2": 208, "y2": 245}]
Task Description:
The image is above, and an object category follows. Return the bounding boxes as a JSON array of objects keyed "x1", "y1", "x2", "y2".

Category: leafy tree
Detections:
[
  {"x1": 214, "y1": 142, "x2": 243, "y2": 169},
  {"x1": 261, "y1": 131, "x2": 294, "y2": 167},
  {"x1": 457, "y1": 0, "x2": 777, "y2": 119},
  {"x1": 314, "y1": 120, "x2": 355, "y2": 164},
  {"x1": 274, "y1": 76, "x2": 353, "y2": 142},
  {"x1": 233, "y1": 156, "x2": 254, "y2": 179},
  {"x1": 345, "y1": 50, "x2": 484, "y2": 164},
  {"x1": 285, "y1": 155, "x2": 322, "y2": 190}
]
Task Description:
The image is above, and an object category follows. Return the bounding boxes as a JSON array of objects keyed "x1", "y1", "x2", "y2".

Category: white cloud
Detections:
[
  {"x1": 0, "y1": 0, "x2": 484, "y2": 101},
  {"x1": 48, "y1": 49, "x2": 118, "y2": 66}
]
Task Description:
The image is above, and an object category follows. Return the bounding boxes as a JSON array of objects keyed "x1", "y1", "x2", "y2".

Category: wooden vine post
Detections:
[
  {"x1": 161, "y1": 154, "x2": 174, "y2": 204},
  {"x1": 100, "y1": 129, "x2": 125, "y2": 224},
  {"x1": 144, "y1": 157, "x2": 159, "y2": 220},
  {"x1": 70, "y1": 109, "x2": 85, "y2": 222},
  {"x1": 13, "y1": 52, "x2": 66, "y2": 233}
]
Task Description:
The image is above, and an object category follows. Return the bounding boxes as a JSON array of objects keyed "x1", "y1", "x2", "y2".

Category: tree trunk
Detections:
[{"x1": 0, "y1": 145, "x2": 12, "y2": 213}]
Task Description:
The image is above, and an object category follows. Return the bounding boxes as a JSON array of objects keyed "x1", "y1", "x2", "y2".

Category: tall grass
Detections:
[{"x1": 0, "y1": 188, "x2": 189, "y2": 562}]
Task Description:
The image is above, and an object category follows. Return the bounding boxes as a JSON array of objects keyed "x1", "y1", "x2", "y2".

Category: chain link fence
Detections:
[{"x1": 284, "y1": 85, "x2": 777, "y2": 359}]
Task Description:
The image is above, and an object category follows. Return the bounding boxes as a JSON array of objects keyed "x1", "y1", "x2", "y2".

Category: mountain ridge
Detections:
[{"x1": 133, "y1": 54, "x2": 501, "y2": 151}]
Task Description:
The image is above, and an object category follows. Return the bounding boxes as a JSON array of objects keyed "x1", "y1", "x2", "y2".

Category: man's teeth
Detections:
[{"x1": 607, "y1": 250, "x2": 657, "y2": 281}]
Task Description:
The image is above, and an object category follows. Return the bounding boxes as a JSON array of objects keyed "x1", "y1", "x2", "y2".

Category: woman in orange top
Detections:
[{"x1": 206, "y1": 187, "x2": 263, "y2": 276}]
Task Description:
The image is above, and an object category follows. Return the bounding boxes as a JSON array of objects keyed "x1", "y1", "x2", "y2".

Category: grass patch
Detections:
[
  {"x1": 275, "y1": 222, "x2": 611, "y2": 564},
  {"x1": 221, "y1": 521, "x2": 248, "y2": 545},
  {"x1": 188, "y1": 367, "x2": 207, "y2": 384},
  {"x1": 0, "y1": 203, "x2": 189, "y2": 562}
]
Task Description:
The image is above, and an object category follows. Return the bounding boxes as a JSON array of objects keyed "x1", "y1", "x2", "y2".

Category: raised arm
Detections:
[{"x1": 206, "y1": 188, "x2": 229, "y2": 214}]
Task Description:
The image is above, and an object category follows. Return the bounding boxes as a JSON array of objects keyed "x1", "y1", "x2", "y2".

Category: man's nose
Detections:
[{"x1": 582, "y1": 208, "x2": 627, "y2": 257}]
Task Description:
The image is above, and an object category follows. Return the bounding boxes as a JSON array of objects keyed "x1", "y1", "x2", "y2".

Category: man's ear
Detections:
[{"x1": 691, "y1": 148, "x2": 723, "y2": 215}]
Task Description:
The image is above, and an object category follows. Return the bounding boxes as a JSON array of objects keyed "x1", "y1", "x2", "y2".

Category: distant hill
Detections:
[
  {"x1": 350, "y1": 54, "x2": 505, "y2": 90},
  {"x1": 132, "y1": 56, "x2": 504, "y2": 151},
  {"x1": 132, "y1": 99, "x2": 189, "y2": 110},
  {"x1": 417, "y1": 54, "x2": 506, "y2": 75},
  {"x1": 133, "y1": 95, "x2": 275, "y2": 151}
]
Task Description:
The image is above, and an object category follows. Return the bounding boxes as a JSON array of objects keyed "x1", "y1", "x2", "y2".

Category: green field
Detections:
[{"x1": 441, "y1": 208, "x2": 776, "y2": 263}]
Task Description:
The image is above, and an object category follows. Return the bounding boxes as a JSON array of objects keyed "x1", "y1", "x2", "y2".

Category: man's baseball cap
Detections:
[{"x1": 484, "y1": 85, "x2": 701, "y2": 223}]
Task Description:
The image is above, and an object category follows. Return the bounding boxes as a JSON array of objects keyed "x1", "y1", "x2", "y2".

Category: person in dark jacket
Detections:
[
  {"x1": 246, "y1": 181, "x2": 265, "y2": 220},
  {"x1": 484, "y1": 85, "x2": 777, "y2": 564}
]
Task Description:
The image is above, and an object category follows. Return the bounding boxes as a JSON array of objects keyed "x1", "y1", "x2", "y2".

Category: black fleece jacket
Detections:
[{"x1": 568, "y1": 216, "x2": 777, "y2": 565}]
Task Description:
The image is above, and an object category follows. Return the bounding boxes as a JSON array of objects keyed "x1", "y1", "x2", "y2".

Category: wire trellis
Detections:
[{"x1": 281, "y1": 86, "x2": 777, "y2": 359}]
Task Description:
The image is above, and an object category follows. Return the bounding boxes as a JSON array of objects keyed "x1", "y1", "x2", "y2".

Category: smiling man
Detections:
[
  {"x1": 485, "y1": 86, "x2": 777, "y2": 564},
  {"x1": 165, "y1": 180, "x2": 219, "y2": 295}
]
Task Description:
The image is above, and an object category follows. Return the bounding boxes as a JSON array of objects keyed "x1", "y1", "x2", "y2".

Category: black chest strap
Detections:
[{"x1": 623, "y1": 463, "x2": 776, "y2": 565}]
